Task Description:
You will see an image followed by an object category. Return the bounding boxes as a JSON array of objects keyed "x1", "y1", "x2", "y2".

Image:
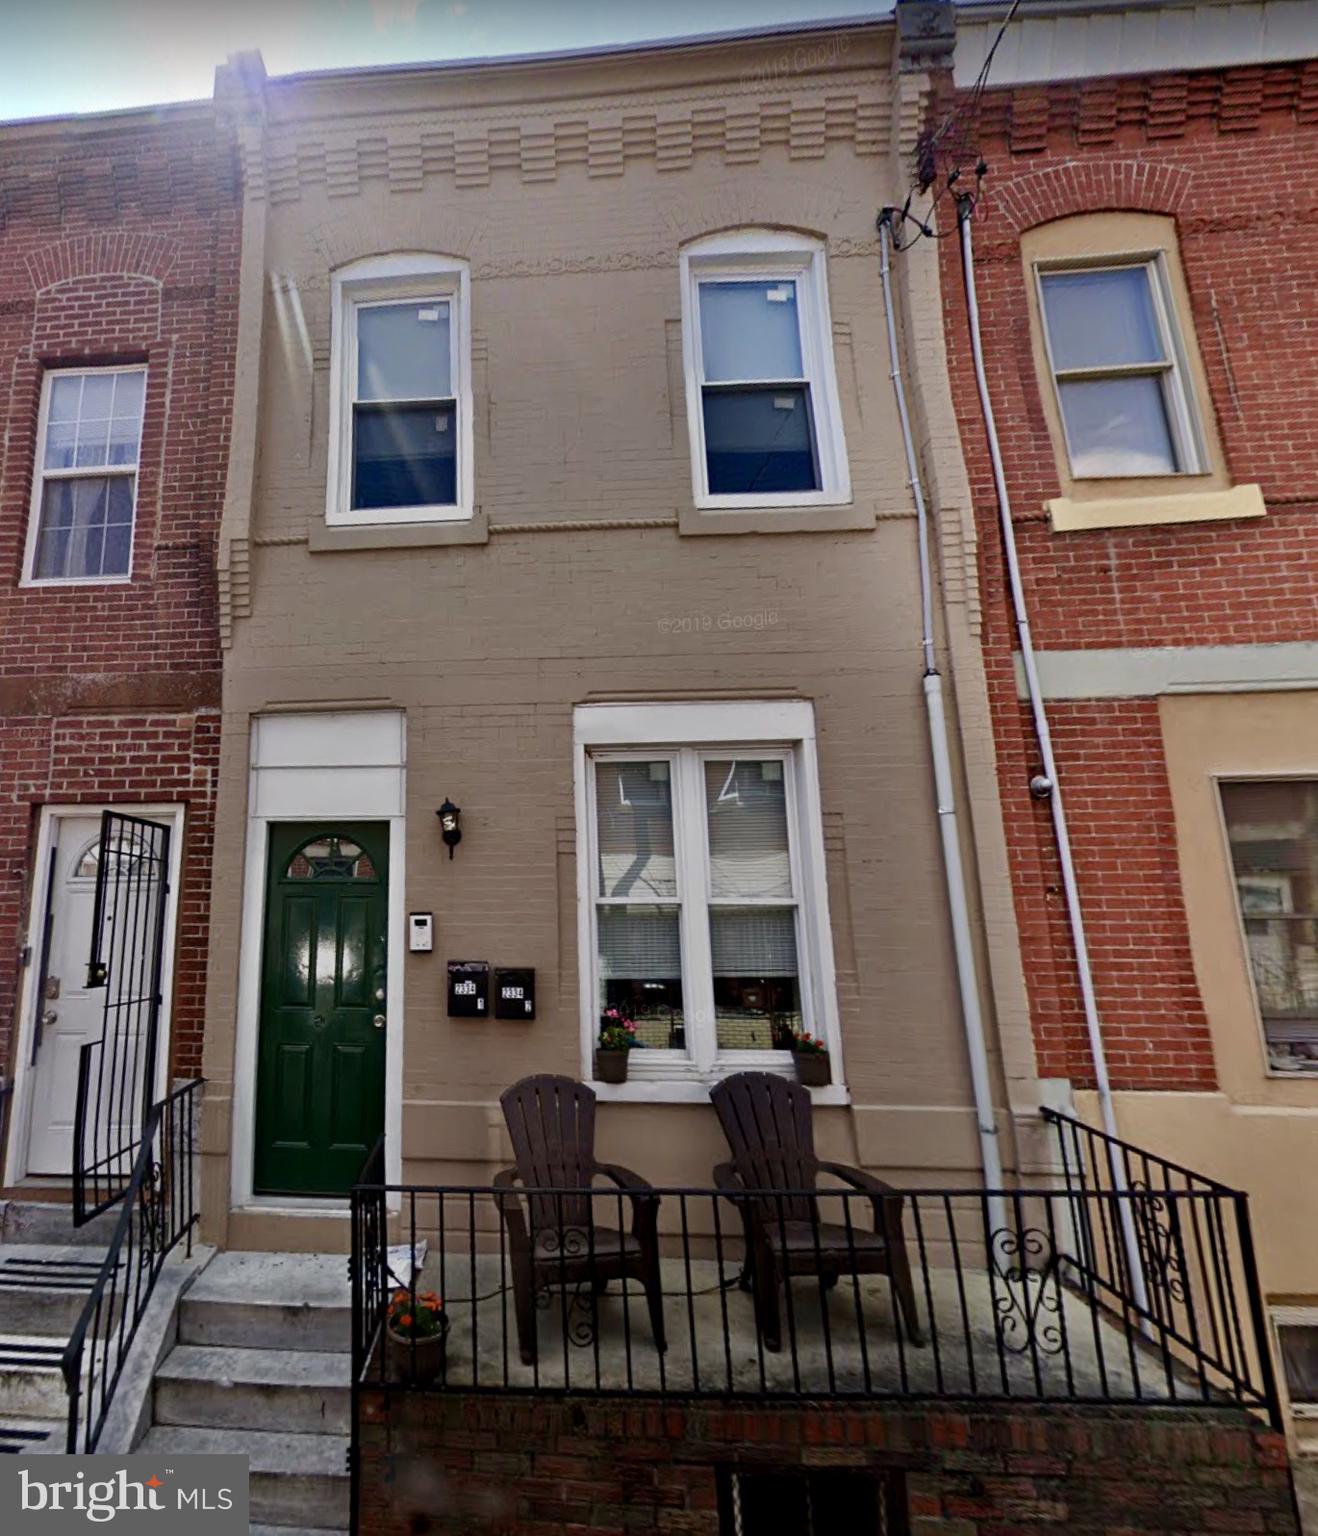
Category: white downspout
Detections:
[
  {"x1": 878, "y1": 216, "x2": 1007, "y2": 1239},
  {"x1": 957, "y1": 200, "x2": 1149, "y2": 1313}
]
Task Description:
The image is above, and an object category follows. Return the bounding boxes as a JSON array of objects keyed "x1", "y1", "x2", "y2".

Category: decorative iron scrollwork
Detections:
[
  {"x1": 1129, "y1": 1181, "x2": 1187, "y2": 1307},
  {"x1": 991, "y1": 1226, "x2": 1064, "y2": 1357}
]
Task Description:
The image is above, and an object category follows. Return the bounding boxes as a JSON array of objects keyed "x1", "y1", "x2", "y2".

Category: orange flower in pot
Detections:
[{"x1": 386, "y1": 1287, "x2": 448, "y2": 1384}]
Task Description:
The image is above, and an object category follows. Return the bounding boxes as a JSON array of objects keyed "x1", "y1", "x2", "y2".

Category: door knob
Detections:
[
  {"x1": 41, "y1": 1010, "x2": 58, "y2": 1027},
  {"x1": 372, "y1": 1014, "x2": 386, "y2": 1030}
]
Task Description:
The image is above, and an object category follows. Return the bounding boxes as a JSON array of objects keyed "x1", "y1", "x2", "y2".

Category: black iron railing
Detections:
[
  {"x1": 63, "y1": 1078, "x2": 201, "y2": 1454},
  {"x1": 349, "y1": 1142, "x2": 1279, "y2": 1429},
  {"x1": 1043, "y1": 1106, "x2": 1281, "y2": 1430}
]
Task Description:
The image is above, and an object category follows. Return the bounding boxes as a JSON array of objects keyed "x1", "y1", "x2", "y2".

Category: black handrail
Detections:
[
  {"x1": 1043, "y1": 1105, "x2": 1282, "y2": 1430},
  {"x1": 62, "y1": 1078, "x2": 202, "y2": 1454}
]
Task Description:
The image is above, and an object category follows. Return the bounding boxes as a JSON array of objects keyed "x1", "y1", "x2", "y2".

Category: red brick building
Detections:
[
  {"x1": 0, "y1": 104, "x2": 238, "y2": 1189},
  {"x1": 939, "y1": 0, "x2": 1318, "y2": 1466}
]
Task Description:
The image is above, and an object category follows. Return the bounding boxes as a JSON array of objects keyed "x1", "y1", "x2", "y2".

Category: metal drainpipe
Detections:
[
  {"x1": 956, "y1": 197, "x2": 1149, "y2": 1313},
  {"x1": 878, "y1": 215, "x2": 1007, "y2": 1240}
]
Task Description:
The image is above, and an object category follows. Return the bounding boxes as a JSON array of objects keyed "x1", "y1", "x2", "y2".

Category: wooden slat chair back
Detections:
[
  {"x1": 500, "y1": 1074, "x2": 597, "y2": 1231},
  {"x1": 710, "y1": 1070, "x2": 820, "y2": 1223}
]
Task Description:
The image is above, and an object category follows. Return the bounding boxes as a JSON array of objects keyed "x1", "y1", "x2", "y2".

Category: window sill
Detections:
[
  {"x1": 679, "y1": 499, "x2": 873, "y2": 537},
  {"x1": 309, "y1": 510, "x2": 489, "y2": 552},
  {"x1": 1047, "y1": 482, "x2": 1264, "y2": 533},
  {"x1": 590, "y1": 1075, "x2": 850, "y2": 1107}
]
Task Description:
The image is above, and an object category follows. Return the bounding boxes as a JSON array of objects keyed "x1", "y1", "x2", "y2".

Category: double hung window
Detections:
[
  {"x1": 681, "y1": 232, "x2": 850, "y2": 510},
  {"x1": 328, "y1": 255, "x2": 473, "y2": 525},
  {"x1": 26, "y1": 366, "x2": 146, "y2": 583}
]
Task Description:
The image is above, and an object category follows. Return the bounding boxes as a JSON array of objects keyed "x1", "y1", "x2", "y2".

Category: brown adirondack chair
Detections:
[
  {"x1": 494, "y1": 1075, "x2": 667, "y2": 1366},
  {"x1": 710, "y1": 1071, "x2": 924, "y2": 1352}
]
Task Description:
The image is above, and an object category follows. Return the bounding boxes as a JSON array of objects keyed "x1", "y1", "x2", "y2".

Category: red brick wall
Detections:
[
  {"x1": 356, "y1": 1392, "x2": 1299, "y2": 1534},
  {"x1": 937, "y1": 63, "x2": 1318, "y2": 1090},
  {"x1": 0, "y1": 110, "x2": 238, "y2": 1143}
]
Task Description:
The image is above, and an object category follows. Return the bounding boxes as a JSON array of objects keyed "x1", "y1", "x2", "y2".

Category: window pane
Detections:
[
  {"x1": 1041, "y1": 267, "x2": 1166, "y2": 370},
  {"x1": 598, "y1": 905, "x2": 684, "y2": 1049},
  {"x1": 705, "y1": 759, "x2": 793, "y2": 899},
  {"x1": 357, "y1": 301, "x2": 451, "y2": 402},
  {"x1": 45, "y1": 369, "x2": 145, "y2": 471},
  {"x1": 703, "y1": 385, "x2": 819, "y2": 495},
  {"x1": 698, "y1": 280, "x2": 804, "y2": 382},
  {"x1": 351, "y1": 401, "x2": 456, "y2": 509},
  {"x1": 594, "y1": 761, "x2": 676, "y2": 899},
  {"x1": 286, "y1": 836, "x2": 378, "y2": 881},
  {"x1": 1279, "y1": 1326, "x2": 1318, "y2": 1403},
  {"x1": 34, "y1": 475, "x2": 133, "y2": 580},
  {"x1": 1058, "y1": 375, "x2": 1177, "y2": 477},
  {"x1": 711, "y1": 907, "x2": 802, "y2": 1051},
  {"x1": 1221, "y1": 780, "x2": 1318, "y2": 1073}
]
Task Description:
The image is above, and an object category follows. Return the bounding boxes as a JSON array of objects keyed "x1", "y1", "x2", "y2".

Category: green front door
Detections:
[{"x1": 254, "y1": 823, "x2": 388, "y2": 1196}]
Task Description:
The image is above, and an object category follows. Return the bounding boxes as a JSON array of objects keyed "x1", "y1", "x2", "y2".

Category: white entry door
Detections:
[
  {"x1": 25, "y1": 816, "x2": 109, "y2": 1175},
  {"x1": 23, "y1": 811, "x2": 175, "y2": 1183}
]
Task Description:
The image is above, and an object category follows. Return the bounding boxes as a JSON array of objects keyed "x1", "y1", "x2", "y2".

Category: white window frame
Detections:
[
  {"x1": 326, "y1": 253, "x2": 474, "y2": 526},
  {"x1": 22, "y1": 363, "x2": 147, "y2": 587},
  {"x1": 679, "y1": 230, "x2": 851, "y2": 512},
  {"x1": 574, "y1": 701, "x2": 845, "y2": 1103},
  {"x1": 1034, "y1": 253, "x2": 1205, "y2": 480}
]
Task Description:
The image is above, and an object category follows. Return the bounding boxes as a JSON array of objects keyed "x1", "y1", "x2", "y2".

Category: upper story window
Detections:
[
  {"x1": 24, "y1": 366, "x2": 146, "y2": 584},
  {"x1": 1037, "y1": 258, "x2": 1202, "y2": 479},
  {"x1": 680, "y1": 231, "x2": 850, "y2": 511},
  {"x1": 327, "y1": 254, "x2": 473, "y2": 526}
]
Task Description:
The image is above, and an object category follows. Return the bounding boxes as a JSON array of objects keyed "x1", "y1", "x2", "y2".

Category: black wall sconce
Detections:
[{"x1": 437, "y1": 799, "x2": 463, "y2": 859}]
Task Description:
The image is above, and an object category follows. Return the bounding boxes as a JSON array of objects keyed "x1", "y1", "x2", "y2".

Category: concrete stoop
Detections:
[
  {"x1": 0, "y1": 1222, "x2": 117, "y2": 1454},
  {"x1": 140, "y1": 1251, "x2": 352, "y2": 1531}
]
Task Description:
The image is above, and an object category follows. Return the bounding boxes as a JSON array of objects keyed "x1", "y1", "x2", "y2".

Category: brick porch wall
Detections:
[{"x1": 356, "y1": 1392, "x2": 1299, "y2": 1534}]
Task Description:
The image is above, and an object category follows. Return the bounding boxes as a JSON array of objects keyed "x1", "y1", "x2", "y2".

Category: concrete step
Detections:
[
  {"x1": 0, "y1": 1416, "x2": 59, "y2": 1455},
  {"x1": 0, "y1": 1201, "x2": 123, "y2": 1248},
  {"x1": 178, "y1": 1251, "x2": 349, "y2": 1353},
  {"x1": 0, "y1": 1335, "x2": 72, "y2": 1418},
  {"x1": 0, "y1": 1247, "x2": 114, "y2": 1336},
  {"x1": 137, "y1": 1425, "x2": 349, "y2": 1529},
  {"x1": 154, "y1": 1345, "x2": 350, "y2": 1435},
  {"x1": 249, "y1": 1527, "x2": 346, "y2": 1536}
]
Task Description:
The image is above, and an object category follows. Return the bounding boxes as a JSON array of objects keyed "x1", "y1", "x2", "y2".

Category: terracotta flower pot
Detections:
[
  {"x1": 595, "y1": 1048, "x2": 630, "y2": 1084},
  {"x1": 387, "y1": 1313, "x2": 449, "y2": 1385},
  {"x1": 793, "y1": 1051, "x2": 831, "y2": 1088}
]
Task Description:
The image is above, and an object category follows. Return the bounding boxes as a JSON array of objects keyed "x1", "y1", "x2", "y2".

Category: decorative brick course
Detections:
[
  {"x1": 0, "y1": 110, "x2": 238, "y2": 1121},
  {"x1": 937, "y1": 62, "x2": 1318, "y2": 1090},
  {"x1": 356, "y1": 1392, "x2": 1299, "y2": 1534}
]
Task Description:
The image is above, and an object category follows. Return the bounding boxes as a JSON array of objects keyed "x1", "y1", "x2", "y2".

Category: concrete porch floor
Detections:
[{"x1": 377, "y1": 1250, "x2": 1231, "y2": 1407}]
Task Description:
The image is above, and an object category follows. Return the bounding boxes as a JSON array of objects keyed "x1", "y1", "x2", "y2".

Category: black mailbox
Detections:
[
  {"x1": 447, "y1": 959, "x2": 489, "y2": 1018},
  {"x1": 494, "y1": 968, "x2": 535, "y2": 1020}
]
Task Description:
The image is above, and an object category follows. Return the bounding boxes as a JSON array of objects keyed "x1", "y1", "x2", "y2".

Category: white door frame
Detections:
[
  {"x1": 230, "y1": 816, "x2": 405, "y2": 1212},
  {"x1": 4, "y1": 802, "x2": 185, "y2": 1187}
]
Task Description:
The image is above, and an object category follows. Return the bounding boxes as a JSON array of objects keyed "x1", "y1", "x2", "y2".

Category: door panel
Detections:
[
  {"x1": 26, "y1": 818, "x2": 119, "y2": 1176},
  {"x1": 254, "y1": 823, "x2": 388, "y2": 1196}
]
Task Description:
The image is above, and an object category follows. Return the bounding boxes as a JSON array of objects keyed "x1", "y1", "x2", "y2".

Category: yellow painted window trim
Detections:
[{"x1": 1047, "y1": 482, "x2": 1265, "y2": 533}]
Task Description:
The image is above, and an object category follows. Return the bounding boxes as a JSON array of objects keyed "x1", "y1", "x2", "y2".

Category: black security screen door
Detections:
[{"x1": 73, "y1": 810, "x2": 172, "y2": 1225}]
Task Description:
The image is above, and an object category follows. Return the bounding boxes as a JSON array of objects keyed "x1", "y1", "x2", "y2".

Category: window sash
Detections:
[
  {"x1": 588, "y1": 746, "x2": 812, "y2": 1074},
  {"x1": 348, "y1": 295, "x2": 459, "y2": 511},
  {"x1": 682, "y1": 242, "x2": 848, "y2": 509},
  {"x1": 1035, "y1": 257, "x2": 1201, "y2": 479},
  {"x1": 26, "y1": 365, "x2": 146, "y2": 585}
]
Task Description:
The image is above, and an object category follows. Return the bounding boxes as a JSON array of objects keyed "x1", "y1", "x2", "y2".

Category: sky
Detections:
[{"x1": 0, "y1": 0, "x2": 896, "y2": 123}]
